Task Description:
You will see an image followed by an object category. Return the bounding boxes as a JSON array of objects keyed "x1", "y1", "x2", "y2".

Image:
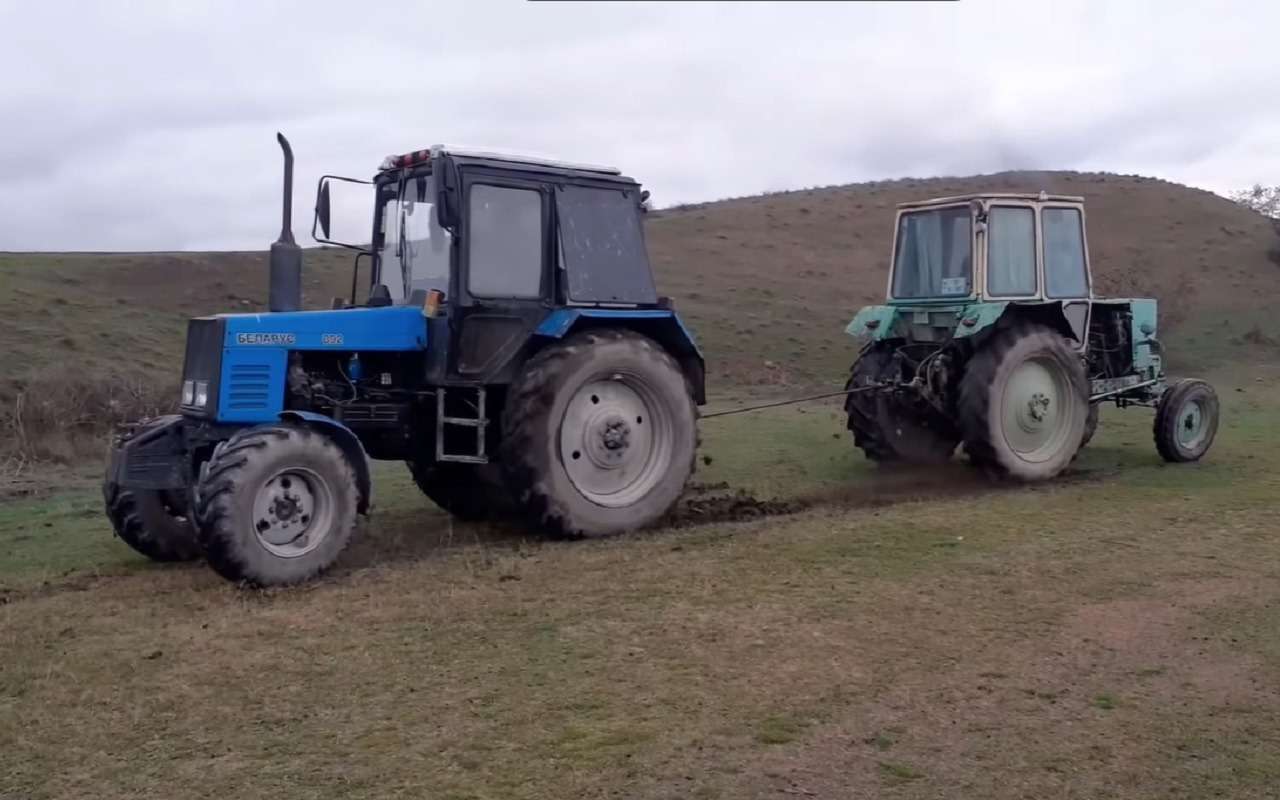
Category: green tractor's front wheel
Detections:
[
  {"x1": 959, "y1": 323, "x2": 1089, "y2": 481},
  {"x1": 1154, "y1": 378, "x2": 1219, "y2": 462},
  {"x1": 501, "y1": 328, "x2": 697, "y2": 538},
  {"x1": 194, "y1": 425, "x2": 359, "y2": 586}
]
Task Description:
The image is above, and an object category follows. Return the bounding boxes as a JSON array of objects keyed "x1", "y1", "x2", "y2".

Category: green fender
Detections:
[{"x1": 845, "y1": 302, "x2": 1010, "y2": 342}]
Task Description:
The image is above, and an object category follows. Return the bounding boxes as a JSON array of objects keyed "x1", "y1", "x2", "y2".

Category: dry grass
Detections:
[
  {"x1": 2, "y1": 373, "x2": 1279, "y2": 799},
  {"x1": 0, "y1": 364, "x2": 172, "y2": 464}
]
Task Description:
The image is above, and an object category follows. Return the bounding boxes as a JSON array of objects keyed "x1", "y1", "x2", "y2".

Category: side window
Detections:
[
  {"x1": 987, "y1": 206, "x2": 1036, "y2": 296},
  {"x1": 1043, "y1": 207, "x2": 1089, "y2": 298},
  {"x1": 467, "y1": 184, "x2": 544, "y2": 299}
]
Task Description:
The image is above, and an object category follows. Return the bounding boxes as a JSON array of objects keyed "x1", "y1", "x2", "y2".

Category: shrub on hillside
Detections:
[{"x1": 1, "y1": 365, "x2": 174, "y2": 464}]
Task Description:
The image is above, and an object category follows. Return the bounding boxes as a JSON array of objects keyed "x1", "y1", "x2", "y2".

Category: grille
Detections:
[
  {"x1": 226, "y1": 363, "x2": 273, "y2": 411},
  {"x1": 335, "y1": 403, "x2": 405, "y2": 426}
]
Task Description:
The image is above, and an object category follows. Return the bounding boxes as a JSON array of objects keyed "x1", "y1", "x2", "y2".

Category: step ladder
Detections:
[{"x1": 435, "y1": 387, "x2": 489, "y2": 464}]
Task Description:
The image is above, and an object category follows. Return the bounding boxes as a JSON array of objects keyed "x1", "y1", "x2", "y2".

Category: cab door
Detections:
[
  {"x1": 450, "y1": 173, "x2": 554, "y2": 381},
  {"x1": 1041, "y1": 205, "x2": 1092, "y2": 349}
]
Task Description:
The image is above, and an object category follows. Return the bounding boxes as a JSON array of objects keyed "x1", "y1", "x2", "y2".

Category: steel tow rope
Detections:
[{"x1": 700, "y1": 386, "x2": 877, "y2": 419}]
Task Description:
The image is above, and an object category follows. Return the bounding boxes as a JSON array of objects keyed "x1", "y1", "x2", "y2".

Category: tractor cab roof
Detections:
[
  {"x1": 897, "y1": 192, "x2": 1085, "y2": 210},
  {"x1": 377, "y1": 145, "x2": 636, "y2": 185}
]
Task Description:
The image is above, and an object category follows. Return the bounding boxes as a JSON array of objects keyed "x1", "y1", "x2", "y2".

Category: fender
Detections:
[
  {"x1": 534, "y1": 308, "x2": 706, "y2": 404},
  {"x1": 279, "y1": 410, "x2": 373, "y2": 514}
]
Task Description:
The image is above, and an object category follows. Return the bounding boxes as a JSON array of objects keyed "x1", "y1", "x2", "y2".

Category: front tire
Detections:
[
  {"x1": 501, "y1": 329, "x2": 697, "y2": 538},
  {"x1": 194, "y1": 425, "x2": 358, "y2": 586},
  {"x1": 1154, "y1": 379, "x2": 1219, "y2": 462},
  {"x1": 103, "y1": 483, "x2": 201, "y2": 563},
  {"x1": 959, "y1": 323, "x2": 1089, "y2": 480}
]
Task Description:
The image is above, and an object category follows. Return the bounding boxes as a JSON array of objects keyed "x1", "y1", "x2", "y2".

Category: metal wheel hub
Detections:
[
  {"x1": 560, "y1": 376, "x2": 674, "y2": 508},
  {"x1": 251, "y1": 469, "x2": 333, "y2": 558},
  {"x1": 1001, "y1": 357, "x2": 1076, "y2": 461},
  {"x1": 1177, "y1": 399, "x2": 1207, "y2": 449}
]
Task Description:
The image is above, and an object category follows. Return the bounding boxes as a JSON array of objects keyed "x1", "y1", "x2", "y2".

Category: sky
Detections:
[{"x1": 1, "y1": 0, "x2": 1277, "y2": 251}]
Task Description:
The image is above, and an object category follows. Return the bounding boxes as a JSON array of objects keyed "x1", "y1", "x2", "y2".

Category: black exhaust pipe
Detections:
[{"x1": 269, "y1": 132, "x2": 302, "y2": 312}]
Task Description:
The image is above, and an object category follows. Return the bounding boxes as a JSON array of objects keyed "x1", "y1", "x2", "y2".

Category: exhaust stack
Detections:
[{"x1": 268, "y1": 132, "x2": 302, "y2": 313}]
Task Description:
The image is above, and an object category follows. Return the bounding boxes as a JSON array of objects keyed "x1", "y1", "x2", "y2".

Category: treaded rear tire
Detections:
[
  {"x1": 194, "y1": 424, "x2": 358, "y2": 586},
  {"x1": 844, "y1": 348, "x2": 897, "y2": 462},
  {"x1": 500, "y1": 328, "x2": 697, "y2": 538},
  {"x1": 103, "y1": 483, "x2": 201, "y2": 563},
  {"x1": 407, "y1": 461, "x2": 513, "y2": 522},
  {"x1": 1154, "y1": 378, "x2": 1219, "y2": 462},
  {"x1": 1081, "y1": 403, "x2": 1100, "y2": 449},
  {"x1": 844, "y1": 344, "x2": 957, "y2": 464},
  {"x1": 959, "y1": 323, "x2": 1088, "y2": 480}
]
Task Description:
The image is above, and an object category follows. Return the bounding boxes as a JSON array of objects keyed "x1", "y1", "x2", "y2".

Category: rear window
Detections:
[{"x1": 557, "y1": 185, "x2": 657, "y2": 304}]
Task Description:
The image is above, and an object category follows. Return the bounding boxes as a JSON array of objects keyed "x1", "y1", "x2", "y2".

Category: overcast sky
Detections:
[{"x1": 2, "y1": 0, "x2": 1277, "y2": 251}]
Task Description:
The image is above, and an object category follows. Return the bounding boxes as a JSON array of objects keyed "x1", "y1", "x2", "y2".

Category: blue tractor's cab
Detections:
[{"x1": 105, "y1": 136, "x2": 704, "y2": 586}]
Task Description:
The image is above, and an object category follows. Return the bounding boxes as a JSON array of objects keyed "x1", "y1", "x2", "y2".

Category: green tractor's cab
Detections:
[{"x1": 844, "y1": 193, "x2": 1218, "y2": 479}]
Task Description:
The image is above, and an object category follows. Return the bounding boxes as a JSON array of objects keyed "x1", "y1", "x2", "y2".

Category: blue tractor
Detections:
[{"x1": 104, "y1": 135, "x2": 704, "y2": 586}]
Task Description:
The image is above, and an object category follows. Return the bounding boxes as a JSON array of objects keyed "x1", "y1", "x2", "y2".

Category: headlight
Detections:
[
  {"x1": 182, "y1": 380, "x2": 195, "y2": 405},
  {"x1": 194, "y1": 381, "x2": 209, "y2": 408}
]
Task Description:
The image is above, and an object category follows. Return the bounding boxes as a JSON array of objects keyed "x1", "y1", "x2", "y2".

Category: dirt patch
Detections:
[{"x1": 667, "y1": 481, "x2": 805, "y2": 527}]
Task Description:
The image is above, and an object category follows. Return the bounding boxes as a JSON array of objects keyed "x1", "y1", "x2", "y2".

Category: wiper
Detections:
[{"x1": 397, "y1": 205, "x2": 411, "y2": 294}]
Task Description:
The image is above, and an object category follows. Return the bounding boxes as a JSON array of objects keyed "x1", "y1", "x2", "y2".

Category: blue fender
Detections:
[
  {"x1": 279, "y1": 410, "x2": 373, "y2": 515},
  {"x1": 534, "y1": 308, "x2": 706, "y2": 403}
]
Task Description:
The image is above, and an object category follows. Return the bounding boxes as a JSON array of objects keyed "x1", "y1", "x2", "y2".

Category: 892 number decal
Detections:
[{"x1": 321, "y1": 333, "x2": 345, "y2": 346}]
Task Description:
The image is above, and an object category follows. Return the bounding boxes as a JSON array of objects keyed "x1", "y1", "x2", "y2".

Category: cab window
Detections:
[
  {"x1": 1043, "y1": 207, "x2": 1089, "y2": 298},
  {"x1": 467, "y1": 184, "x2": 544, "y2": 299},
  {"x1": 986, "y1": 206, "x2": 1037, "y2": 296}
]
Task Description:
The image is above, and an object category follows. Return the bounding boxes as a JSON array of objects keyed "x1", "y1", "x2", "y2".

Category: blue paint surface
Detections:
[
  {"x1": 218, "y1": 347, "x2": 288, "y2": 422},
  {"x1": 219, "y1": 306, "x2": 428, "y2": 351},
  {"x1": 534, "y1": 308, "x2": 702, "y2": 356},
  {"x1": 212, "y1": 306, "x2": 427, "y2": 423}
]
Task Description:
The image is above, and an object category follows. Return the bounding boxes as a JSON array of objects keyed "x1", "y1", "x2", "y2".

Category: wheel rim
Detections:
[
  {"x1": 1000, "y1": 356, "x2": 1080, "y2": 463},
  {"x1": 1176, "y1": 397, "x2": 1209, "y2": 450},
  {"x1": 559, "y1": 374, "x2": 675, "y2": 508},
  {"x1": 251, "y1": 468, "x2": 334, "y2": 558}
]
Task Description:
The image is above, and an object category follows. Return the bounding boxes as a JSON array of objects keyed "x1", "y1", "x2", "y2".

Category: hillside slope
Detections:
[
  {"x1": 647, "y1": 171, "x2": 1280, "y2": 386},
  {"x1": 2, "y1": 170, "x2": 1277, "y2": 461}
]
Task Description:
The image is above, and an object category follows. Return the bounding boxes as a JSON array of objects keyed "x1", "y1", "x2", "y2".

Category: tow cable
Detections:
[{"x1": 701, "y1": 386, "x2": 876, "y2": 419}]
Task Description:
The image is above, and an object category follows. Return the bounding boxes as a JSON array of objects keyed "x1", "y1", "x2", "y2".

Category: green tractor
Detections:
[{"x1": 844, "y1": 192, "x2": 1219, "y2": 479}]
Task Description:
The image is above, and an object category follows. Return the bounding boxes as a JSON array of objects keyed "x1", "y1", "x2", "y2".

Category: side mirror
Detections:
[
  {"x1": 434, "y1": 155, "x2": 459, "y2": 229},
  {"x1": 311, "y1": 174, "x2": 373, "y2": 251},
  {"x1": 316, "y1": 180, "x2": 332, "y2": 239}
]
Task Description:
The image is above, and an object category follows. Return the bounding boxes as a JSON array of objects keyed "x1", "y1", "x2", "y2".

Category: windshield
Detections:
[
  {"x1": 890, "y1": 206, "x2": 973, "y2": 299},
  {"x1": 375, "y1": 173, "x2": 451, "y2": 302}
]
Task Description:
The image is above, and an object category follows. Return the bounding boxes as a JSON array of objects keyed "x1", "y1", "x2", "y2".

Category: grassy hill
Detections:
[{"x1": 2, "y1": 170, "x2": 1278, "y2": 463}]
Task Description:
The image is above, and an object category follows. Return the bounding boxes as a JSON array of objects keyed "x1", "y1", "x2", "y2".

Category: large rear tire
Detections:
[
  {"x1": 194, "y1": 425, "x2": 358, "y2": 586},
  {"x1": 845, "y1": 345, "x2": 957, "y2": 464},
  {"x1": 407, "y1": 460, "x2": 513, "y2": 522},
  {"x1": 1080, "y1": 403, "x2": 1100, "y2": 449},
  {"x1": 1154, "y1": 378, "x2": 1219, "y2": 462},
  {"x1": 501, "y1": 329, "x2": 697, "y2": 538},
  {"x1": 959, "y1": 323, "x2": 1089, "y2": 480},
  {"x1": 103, "y1": 483, "x2": 201, "y2": 563}
]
